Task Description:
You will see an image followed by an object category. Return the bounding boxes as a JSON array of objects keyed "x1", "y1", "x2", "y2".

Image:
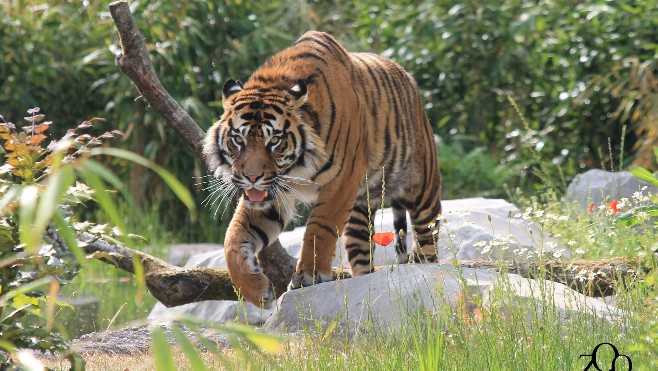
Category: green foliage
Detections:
[
  {"x1": 0, "y1": 109, "x2": 194, "y2": 368},
  {"x1": 343, "y1": 0, "x2": 658, "y2": 188},
  {"x1": 616, "y1": 150, "x2": 658, "y2": 228},
  {"x1": 0, "y1": 108, "x2": 122, "y2": 367}
]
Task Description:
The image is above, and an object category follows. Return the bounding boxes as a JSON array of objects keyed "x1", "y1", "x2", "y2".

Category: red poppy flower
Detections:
[
  {"x1": 588, "y1": 203, "x2": 595, "y2": 213},
  {"x1": 372, "y1": 231, "x2": 395, "y2": 246},
  {"x1": 607, "y1": 199, "x2": 619, "y2": 214}
]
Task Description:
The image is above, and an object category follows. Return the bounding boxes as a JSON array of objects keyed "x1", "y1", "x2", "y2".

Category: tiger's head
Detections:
[{"x1": 203, "y1": 78, "x2": 325, "y2": 211}]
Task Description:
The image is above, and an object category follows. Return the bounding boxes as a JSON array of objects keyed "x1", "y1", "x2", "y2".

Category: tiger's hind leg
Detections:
[
  {"x1": 407, "y1": 182, "x2": 442, "y2": 263},
  {"x1": 344, "y1": 193, "x2": 380, "y2": 276},
  {"x1": 391, "y1": 199, "x2": 410, "y2": 264}
]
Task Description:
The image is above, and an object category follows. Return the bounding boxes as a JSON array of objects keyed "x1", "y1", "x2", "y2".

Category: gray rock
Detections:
[
  {"x1": 263, "y1": 264, "x2": 623, "y2": 336},
  {"x1": 565, "y1": 169, "x2": 657, "y2": 211},
  {"x1": 167, "y1": 243, "x2": 221, "y2": 266},
  {"x1": 71, "y1": 324, "x2": 229, "y2": 355}
]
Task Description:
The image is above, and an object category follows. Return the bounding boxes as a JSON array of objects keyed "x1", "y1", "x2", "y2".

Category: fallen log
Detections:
[
  {"x1": 81, "y1": 234, "x2": 294, "y2": 307},
  {"x1": 81, "y1": 230, "x2": 654, "y2": 305}
]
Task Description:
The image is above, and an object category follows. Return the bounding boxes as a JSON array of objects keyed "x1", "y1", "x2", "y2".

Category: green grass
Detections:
[{"x1": 54, "y1": 267, "x2": 653, "y2": 370}]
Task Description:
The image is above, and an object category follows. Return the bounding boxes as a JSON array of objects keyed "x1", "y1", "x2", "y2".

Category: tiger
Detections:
[{"x1": 203, "y1": 31, "x2": 442, "y2": 307}]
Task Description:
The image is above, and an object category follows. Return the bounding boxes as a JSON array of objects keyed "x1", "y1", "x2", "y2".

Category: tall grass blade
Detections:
[
  {"x1": 78, "y1": 162, "x2": 126, "y2": 234},
  {"x1": 51, "y1": 210, "x2": 85, "y2": 262},
  {"x1": 629, "y1": 166, "x2": 658, "y2": 188},
  {"x1": 151, "y1": 327, "x2": 177, "y2": 371},
  {"x1": 18, "y1": 185, "x2": 39, "y2": 253},
  {"x1": 224, "y1": 322, "x2": 283, "y2": 354},
  {"x1": 35, "y1": 165, "x2": 75, "y2": 238},
  {"x1": 90, "y1": 147, "x2": 196, "y2": 211},
  {"x1": 170, "y1": 325, "x2": 210, "y2": 371}
]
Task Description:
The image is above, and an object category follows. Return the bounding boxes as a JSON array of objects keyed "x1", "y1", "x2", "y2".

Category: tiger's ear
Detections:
[
  {"x1": 223, "y1": 79, "x2": 243, "y2": 102},
  {"x1": 288, "y1": 80, "x2": 307, "y2": 107}
]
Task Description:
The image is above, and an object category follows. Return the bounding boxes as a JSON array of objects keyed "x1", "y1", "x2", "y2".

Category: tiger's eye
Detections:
[
  {"x1": 270, "y1": 136, "x2": 280, "y2": 145},
  {"x1": 234, "y1": 136, "x2": 244, "y2": 144}
]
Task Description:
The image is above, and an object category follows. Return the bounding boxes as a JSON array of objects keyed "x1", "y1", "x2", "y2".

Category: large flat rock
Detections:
[{"x1": 263, "y1": 264, "x2": 623, "y2": 335}]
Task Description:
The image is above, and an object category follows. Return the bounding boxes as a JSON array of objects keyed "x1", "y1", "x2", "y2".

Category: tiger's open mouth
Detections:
[{"x1": 245, "y1": 188, "x2": 271, "y2": 203}]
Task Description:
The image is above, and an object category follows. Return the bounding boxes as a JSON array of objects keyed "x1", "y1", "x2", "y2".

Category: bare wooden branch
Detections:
[{"x1": 108, "y1": 0, "x2": 208, "y2": 165}]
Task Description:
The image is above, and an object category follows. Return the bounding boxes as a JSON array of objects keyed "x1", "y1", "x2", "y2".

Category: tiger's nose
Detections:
[{"x1": 245, "y1": 172, "x2": 263, "y2": 183}]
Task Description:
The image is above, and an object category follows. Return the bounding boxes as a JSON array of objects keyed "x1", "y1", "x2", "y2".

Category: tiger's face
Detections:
[{"x1": 203, "y1": 79, "x2": 324, "y2": 211}]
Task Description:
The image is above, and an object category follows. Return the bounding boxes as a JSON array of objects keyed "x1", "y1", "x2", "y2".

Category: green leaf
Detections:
[
  {"x1": 151, "y1": 327, "x2": 177, "y2": 371},
  {"x1": 170, "y1": 325, "x2": 209, "y2": 371},
  {"x1": 89, "y1": 147, "x2": 196, "y2": 212},
  {"x1": 0, "y1": 185, "x2": 20, "y2": 216},
  {"x1": 616, "y1": 205, "x2": 658, "y2": 226},
  {"x1": 34, "y1": 165, "x2": 75, "y2": 236},
  {"x1": 224, "y1": 322, "x2": 283, "y2": 354},
  {"x1": 52, "y1": 210, "x2": 85, "y2": 264},
  {"x1": 322, "y1": 318, "x2": 339, "y2": 341},
  {"x1": 78, "y1": 162, "x2": 126, "y2": 234},
  {"x1": 0, "y1": 276, "x2": 55, "y2": 307},
  {"x1": 628, "y1": 166, "x2": 658, "y2": 188},
  {"x1": 18, "y1": 185, "x2": 39, "y2": 253},
  {"x1": 79, "y1": 159, "x2": 123, "y2": 190}
]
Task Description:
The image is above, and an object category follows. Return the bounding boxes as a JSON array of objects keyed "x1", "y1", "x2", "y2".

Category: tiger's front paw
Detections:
[
  {"x1": 225, "y1": 244, "x2": 275, "y2": 308},
  {"x1": 287, "y1": 269, "x2": 333, "y2": 290},
  {"x1": 234, "y1": 272, "x2": 275, "y2": 309}
]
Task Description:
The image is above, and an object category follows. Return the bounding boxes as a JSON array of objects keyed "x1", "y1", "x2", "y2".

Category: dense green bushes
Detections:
[{"x1": 1, "y1": 0, "x2": 656, "y2": 239}]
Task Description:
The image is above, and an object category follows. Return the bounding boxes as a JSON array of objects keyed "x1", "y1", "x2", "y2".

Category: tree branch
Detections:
[
  {"x1": 80, "y1": 232, "x2": 653, "y2": 306},
  {"x1": 108, "y1": 0, "x2": 208, "y2": 165}
]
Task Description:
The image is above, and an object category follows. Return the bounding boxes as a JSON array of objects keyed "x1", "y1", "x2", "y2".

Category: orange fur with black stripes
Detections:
[{"x1": 203, "y1": 31, "x2": 442, "y2": 307}]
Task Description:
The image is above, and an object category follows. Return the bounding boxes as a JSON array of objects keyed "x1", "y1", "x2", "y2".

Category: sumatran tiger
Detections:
[{"x1": 203, "y1": 31, "x2": 442, "y2": 307}]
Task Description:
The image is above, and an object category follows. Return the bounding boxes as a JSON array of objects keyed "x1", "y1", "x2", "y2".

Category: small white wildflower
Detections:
[
  {"x1": 575, "y1": 269, "x2": 589, "y2": 282},
  {"x1": 642, "y1": 186, "x2": 648, "y2": 191},
  {"x1": 514, "y1": 213, "x2": 522, "y2": 218},
  {"x1": 481, "y1": 246, "x2": 491, "y2": 254},
  {"x1": 575, "y1": 248, "x2": 585, "y2": 254},
  {"x1": 552, "y1": 249, "x2": 565, "y2": 258},
  {"x1": 545, "y1": 241, "x2": 558, "y2": 249},
  {"x1": 606, "y1": 231, "x2": 616, "y2": 238},
  {"x1": 428, "y1": 223, "x2": 436, "y2": 229},
  {"x1": 618, "y1": 198, "x2": 629, "y2": 208},
  {"x1": 567, "y1": 240, "x2": 576, "y2": 246},
  {"x1": 554, "y1": 233, "x2": 562, "y2": 238},
  {"x1": 473, "y1": 241, "x2": 487, "y2": 247}
]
